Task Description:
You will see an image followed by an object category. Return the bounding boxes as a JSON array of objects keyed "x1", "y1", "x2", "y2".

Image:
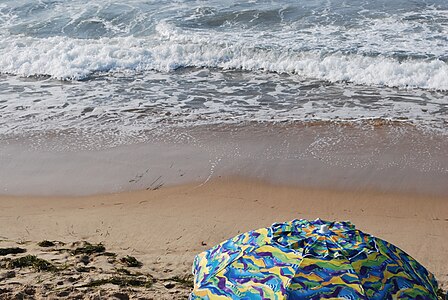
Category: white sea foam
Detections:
[
  {"x1": 1, "y1": 67, "x2": 447, "y2": 139},
  {"x1": 0, "y1": 31, "x2": 447, "y2": 90}
]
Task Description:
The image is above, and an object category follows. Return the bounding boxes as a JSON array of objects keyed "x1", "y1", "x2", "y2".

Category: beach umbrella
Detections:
[{"x1": 191, "y1": 219, "x2": 438, "y2": 299}]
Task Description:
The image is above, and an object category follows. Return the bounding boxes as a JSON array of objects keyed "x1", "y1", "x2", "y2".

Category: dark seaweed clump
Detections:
[
  {"x1": 168, "y1": 276, "x2": 194, "y2": 288},
  {"x1": 120, "y1": 255, "x2": 142, "y2": 268},
  {"x1": 0, "y1": 248, "x2": 26, "y2": 256},
  {"x1": 7, "y1": 255, "x2": 56, "y2": 272},
  {"x1": 38, "y1": 240, "x2": 56, "y2": 247},
  {"x1": 72, "y1": 242, "x2": 105, "y2": 255}
]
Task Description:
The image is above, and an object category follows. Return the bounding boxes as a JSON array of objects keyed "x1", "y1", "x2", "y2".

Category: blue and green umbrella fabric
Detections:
[{"x1": 191, "y1": 219, "x2": 438, "y2": 299}]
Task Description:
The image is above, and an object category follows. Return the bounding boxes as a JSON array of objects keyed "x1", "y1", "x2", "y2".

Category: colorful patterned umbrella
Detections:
[{"x1": 191, "y1": 219, "x2": 438, "y2": 299}]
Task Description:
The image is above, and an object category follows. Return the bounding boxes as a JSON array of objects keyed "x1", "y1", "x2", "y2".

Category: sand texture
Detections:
[{"x1": 1, "y1": 178, "x2": 447, "y2": 298}]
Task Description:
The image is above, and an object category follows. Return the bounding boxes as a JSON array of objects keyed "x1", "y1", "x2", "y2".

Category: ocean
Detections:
[{"x1": 0, "y1": 0, "x2": 447, "y2": 143}]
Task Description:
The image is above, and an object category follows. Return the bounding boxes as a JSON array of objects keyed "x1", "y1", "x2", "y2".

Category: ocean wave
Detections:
[{"x1": 0, "y1": 30, "x2": 447, "y2": 90}]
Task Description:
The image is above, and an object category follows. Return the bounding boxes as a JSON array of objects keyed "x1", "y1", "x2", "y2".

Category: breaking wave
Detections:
[{"x1": 0, "y1": 21, "x2": 447, "y2": 90}]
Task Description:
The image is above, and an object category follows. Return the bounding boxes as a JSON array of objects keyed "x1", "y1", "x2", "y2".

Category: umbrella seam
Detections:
[{"x1": 328, "y1": 231, "x2": 369, "y2": 298}]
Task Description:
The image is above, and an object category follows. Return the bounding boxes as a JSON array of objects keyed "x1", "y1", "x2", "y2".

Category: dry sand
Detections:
[{"x1": 1, "y1": 178, "x2": 447, "y2": 298}]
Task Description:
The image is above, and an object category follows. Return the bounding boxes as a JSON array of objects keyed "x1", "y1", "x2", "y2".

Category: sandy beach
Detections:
[
  {"x1": 0, "y1": 124, "x2": 447, "y2": 298},
  {"x1": 1, "y1": 177, "x2": 447, "y2": 298}
]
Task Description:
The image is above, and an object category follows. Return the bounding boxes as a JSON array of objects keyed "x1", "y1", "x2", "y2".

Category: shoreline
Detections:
[
  {"x1": 1, "y1": 123, "x2": 448, "y2": 197},
  {"x1": 1, "y1": 177, "x2": 447, "y2": 294}
]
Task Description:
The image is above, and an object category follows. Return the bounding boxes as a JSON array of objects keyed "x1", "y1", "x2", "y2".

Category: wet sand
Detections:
[{"x1": 1, "y1": 123, "x2": 448, "y2": 197}]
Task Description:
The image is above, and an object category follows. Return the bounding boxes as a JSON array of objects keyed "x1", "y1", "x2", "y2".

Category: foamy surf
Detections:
[
  {"x1": 0, "y1": 27, "x2": 447, "y2": 90},
  {"x1": 0, "y1": 0, "x2": 447, "y2": 140}
]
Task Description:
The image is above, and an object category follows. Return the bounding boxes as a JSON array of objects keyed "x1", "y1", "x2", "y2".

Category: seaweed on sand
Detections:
[
  {"x1": 0, "y1": 248, "x2": 26, "y2": 256},
  {"x1": 82, "y1": 276, "x2": 153, "y2": 288},
  {"x1": 120, "y1": 255, "x2": 142, "y2": 268},
  {"x1": 72, "y1": 242, "x2": 105, "y2": 255},
  {"x1": 38, "y1": 240, "x2": 56, "y2": 247},
  {"x1": 7, "y1": 255, "x2": 56, "y2": 272}
]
